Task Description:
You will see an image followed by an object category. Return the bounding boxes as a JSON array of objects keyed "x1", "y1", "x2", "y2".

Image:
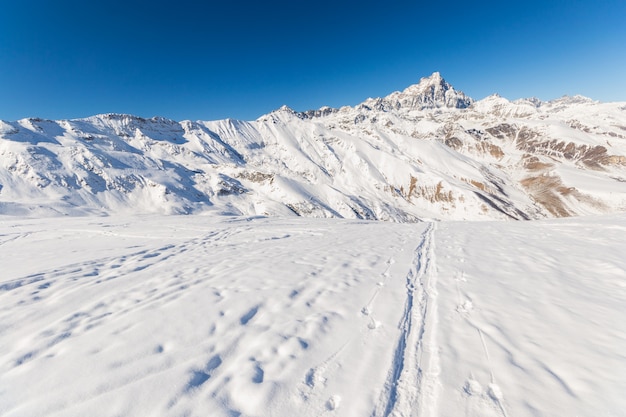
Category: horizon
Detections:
[
  {"x1": 1, "y1": 0, "x2": 625, "y2": 122},
  {"x1": 1, "y1": 71, "x2": 612, "y2": 123}
]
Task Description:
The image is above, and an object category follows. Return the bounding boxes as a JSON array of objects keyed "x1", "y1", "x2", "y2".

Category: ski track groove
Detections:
[{"x1": 373, "y1": 222, "x2": 439, "y2": 417}]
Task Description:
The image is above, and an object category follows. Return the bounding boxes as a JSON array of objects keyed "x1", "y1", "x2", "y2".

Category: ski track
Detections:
[
  {"x1": 294, "y1": 230, "x2": 420, "y2": 417},
  {"x1": 0, "y1": 217, "x2": 428, "y2": 417},
  {"x1": 373, "y1": 222, "x2": 439, "y2": 417},
  {"x1": 3, "y1": 215, "x2": 625, "y2": 417}
]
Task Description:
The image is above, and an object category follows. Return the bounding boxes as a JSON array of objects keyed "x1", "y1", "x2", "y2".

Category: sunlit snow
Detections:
[{"x1": 1, "y1": 214, "x2": 625, "y2": 416}]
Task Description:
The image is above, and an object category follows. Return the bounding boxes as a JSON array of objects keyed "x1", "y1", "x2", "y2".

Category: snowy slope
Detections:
[
  {"x1": 2, "y1": 73, "x2": 624, "y2": 417},
  {"x1": 1, "y1": 214, "x2": 625, "y2": 416},
  {"x1": 1, "y1": 73, "x2": 626, "y2": 220}
]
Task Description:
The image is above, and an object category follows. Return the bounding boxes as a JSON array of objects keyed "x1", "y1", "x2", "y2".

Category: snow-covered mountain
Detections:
[
  {"x1": 1, "y1": 73, "x2": 625, "y2": 220},
  {"x1": 2, "y1": 74, "x2": 626, "y2": 417}
]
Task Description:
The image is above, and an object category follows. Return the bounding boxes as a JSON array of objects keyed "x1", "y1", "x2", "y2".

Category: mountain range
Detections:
[{"x1": 1, "y1": 72, "x2": 625, "y2": 220}]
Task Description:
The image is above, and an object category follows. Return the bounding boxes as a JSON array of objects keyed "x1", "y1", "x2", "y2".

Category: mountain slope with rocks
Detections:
[{"x1": 1, "y1": 73, "x2": 625, "y2": 220}]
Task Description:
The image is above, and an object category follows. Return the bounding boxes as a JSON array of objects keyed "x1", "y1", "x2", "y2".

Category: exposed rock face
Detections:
[
  {"x1": 359, "y1": 72, "x2": 474, "y2": 112},
  {"x1": 391, "y1": 72, "x2": 474, "y2": 110}
]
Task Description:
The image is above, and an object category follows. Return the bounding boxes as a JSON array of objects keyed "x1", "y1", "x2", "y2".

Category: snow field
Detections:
[
  {"x1": 1, "y1": 214, "x2": 625, "y2": 416},
  {"x1": 435, "y1": 217, "x2": 626, "y2": 417}
]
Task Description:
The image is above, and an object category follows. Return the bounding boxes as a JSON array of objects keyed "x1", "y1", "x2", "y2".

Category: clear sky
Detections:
[{"x1": 1, "y1": 0, "x2": 625, "y2": 121}]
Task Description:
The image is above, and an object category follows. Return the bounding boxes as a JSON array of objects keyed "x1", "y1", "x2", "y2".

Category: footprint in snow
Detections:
[
  {"x1": 298, "y1": 338, "x2": 309, "y2": 349},
  {"x1": 368, "y1": 319, "x2": 381, "y2": 330},
  {"x1": 326, "y1": 395, "x2": 341, "y2": 411},
  {"x1": 186, "y1": 370, "x2": 210, "y2": 392},
  {"x1": 240, "y1": 305, "x2": 259, "y2": 325},
  {"x1": 184, "y1": 354, "x2": 222, "y2": 392},
  {"x1": 456, "y1": 299, "x2": 473, "y2": 314},
  {"x1": 464, "y1": 378, "x2": 482, "y2": 396},
  {"x1": 305, "y1": 367, "x2": 326, "y2": 388},
  {"x1": 487, "y1": 383, "x2": 504, "y2": 401},
  {"x1": 206, "y1": 354, "x2": 223, "y2": 372},
  {"x1": 252, "y1": 363, "x2": 265, "y2": 384}
]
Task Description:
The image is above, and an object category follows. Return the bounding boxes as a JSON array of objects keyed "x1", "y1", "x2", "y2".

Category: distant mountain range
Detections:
[{"x1": 1, "y1": 72, "x2": 625, "y2": 220}]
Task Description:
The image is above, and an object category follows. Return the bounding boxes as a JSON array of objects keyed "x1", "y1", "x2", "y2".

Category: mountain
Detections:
[
  {"x1": 361, "y1": 71, "x2": 474, "y2": 112},
  {"x1": 1, "y1": 72, "x2": 625, "y2": 220}
]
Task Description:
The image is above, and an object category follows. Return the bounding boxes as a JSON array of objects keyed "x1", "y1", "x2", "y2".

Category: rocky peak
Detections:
[
  {"x1": 402, "y1": 71, "x2": 446, "y2": 95},
  {"x1": 360, "y1": 72, "x2": 474, "y2": 112},
  {"x1": 394, "y1": 72, "x2": 474, "y2": 110}
]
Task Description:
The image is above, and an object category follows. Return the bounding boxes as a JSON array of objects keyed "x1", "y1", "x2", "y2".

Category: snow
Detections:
[
  {"x1": 2, "y1": 74, "x2": 626, "y2": 221},
  {"x1": 1, "y1": 73, "x2": 625, "y2": 414},
  {"x1": 1, "y1": 213, "x2": 625, "y2": 417}
]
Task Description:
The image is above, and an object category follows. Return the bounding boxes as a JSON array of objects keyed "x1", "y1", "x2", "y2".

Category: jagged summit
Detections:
[
  {"x1": 358, "y1": 72, "x2": 474, "y2": 112},
  {"x1": 267, "y1": 72, "x2": 474, "y2": 118},
  {"x1": 2, "y1": 73, "x2": 625, "y2": 220},
  {"x1": 391, "y1": 71, "x2": 474, "y2": 109},
  {"x1": 402, "y1": 71, "x2": 447, "y2": 95}
]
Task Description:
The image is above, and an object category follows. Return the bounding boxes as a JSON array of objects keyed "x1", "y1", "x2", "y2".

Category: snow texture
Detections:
[
  {"x1": 1, "y1": 214, "x2": 625, "y2": 417},
  {"x1": 1, "y1": 73, "x2": 625, "y2": 416}
]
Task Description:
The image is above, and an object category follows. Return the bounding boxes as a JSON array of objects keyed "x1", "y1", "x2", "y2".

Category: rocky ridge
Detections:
[{"x1": 1, "y1": 73, "x2": 625, "y2": 220}]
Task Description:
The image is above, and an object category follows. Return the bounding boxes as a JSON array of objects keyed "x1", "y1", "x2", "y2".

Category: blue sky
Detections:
[{"x1": 1, "y1": 0, "x2": 625, "y2": 121}]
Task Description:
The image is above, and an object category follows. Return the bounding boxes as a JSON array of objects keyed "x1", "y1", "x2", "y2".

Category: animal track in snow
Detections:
[
  {"x1": 463, "y1": 377, "x2": 508, "y2": 417},
  {"x1": 456, "y1": 299, "x2": 474, "y2": 314}
]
